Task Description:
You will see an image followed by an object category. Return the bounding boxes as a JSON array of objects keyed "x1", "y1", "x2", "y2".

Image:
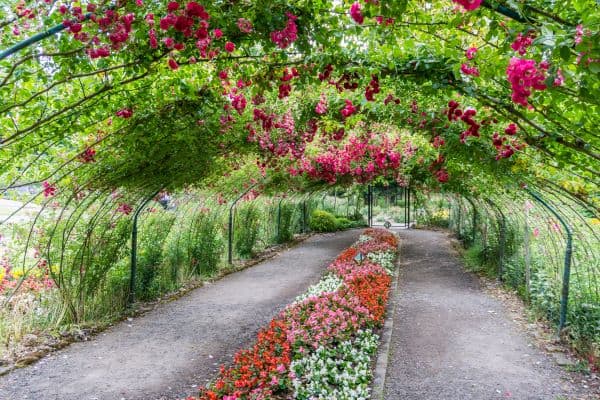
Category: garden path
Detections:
[
  {"x1": 0, "y1": 229, "x2": 361, "y2": 400},
  {"x1": 383, "y1": 229, "x2": 590, "y2": 400}
]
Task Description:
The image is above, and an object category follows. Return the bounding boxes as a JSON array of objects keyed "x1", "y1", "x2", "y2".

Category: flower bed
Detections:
[{"x1": 193, "y1": 228, "x2": 398, "y2": 400}]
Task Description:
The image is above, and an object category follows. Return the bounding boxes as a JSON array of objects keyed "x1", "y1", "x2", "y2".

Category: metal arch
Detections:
[
  {"x1": 227, "y1": 183, "x2": 258, "y2": 265},
  {"x1": 527, "y1": 189, "x2": 574, "y2": 333},
  {"x1": 129, "y1": 190, "x2": 160, "y2": 305},
  {"x1": 0, "y1": 13, "x2": 93, "y2": 61},
  {"x1": 485, "y1": 198, "x2": 507, "y2": 281}
]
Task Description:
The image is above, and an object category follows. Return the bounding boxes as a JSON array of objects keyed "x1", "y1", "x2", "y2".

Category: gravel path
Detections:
[
  {"x1": 383, "y1": 229, "x2": 586, "y2": 400},
  {"x1": 0, "y1": 230, "x2": 360, "y2": 400}
]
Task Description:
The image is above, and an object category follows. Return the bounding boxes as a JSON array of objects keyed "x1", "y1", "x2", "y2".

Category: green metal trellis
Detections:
[
  {"x1": 129, "y1": 190, "x2": 159, "y2": 305},
  {"x1": 527, "y1": 189, "x2": 573, "y2": 333}
]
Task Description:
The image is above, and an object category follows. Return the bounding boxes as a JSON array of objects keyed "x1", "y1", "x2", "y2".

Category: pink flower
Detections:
[
  {"x1": 575, "y1": 24, "x2": 584, "y2": 45},
  {"x1": 148, "y1": 29, "x2": 158, "y2": 48},
  {"x1": 270, "y1": 13, "x2": 298, "y2": 49},
  {"x1": 341, "y1": 99, "x2": 357, "y2": 118},
  {"x1": 460, "y1": 63, "x2": 479, "y2": 76},
  {"x1": 237, "y1": 18, "x2": 253, "y2": 33},
  {"x1": 533, "y1": 227, "x2": 540, "y2": 237},
  {"x1": 453, "y1": 0, "x2": 482, "y2": 11},
  {"x1": 435, "y1": 168, "x2": 449, "y2": 183},
  {"x1": 506, "y1": 57, "x2": 547, "y2": 107},
  {"x1": 465, "y1": 47, "x2": 477, "y2": 60},
  {"x1": 213, "y1": 28, "x2": 223, "y2": 39},
  {"x1": 162, "y1": 37, "x2": 174, "y2": 48},
  {"x1": 42, "y1": 181, "x2": 56, "y2": 197},
  {"x1": 511, "y1": 32, "x2": 535, "y2": 55},
  {"x1": 117, "y1": 203, "x2": 133, "y2": 215},
  {"x1": 350, "y1": 2, "x2": 364, "y2": 24},
  {"x1": 553, "y1": 69, "x2": 564, "y2": 86},
  {"x1": 225, "y1": 41, "x2": 235, "y2": 52},
  {"x1": 432, "y1": 135, "x2": 445, "y2": 148},
  {"x1": 315, "y1": 94, "x2": 328, "y2": 114},
  {"x1": 116, "y1": 108, "x2": 133, "y2": 118},
  {"x1": 231, "y1": 93, "x2": 247, "y2": 115}
]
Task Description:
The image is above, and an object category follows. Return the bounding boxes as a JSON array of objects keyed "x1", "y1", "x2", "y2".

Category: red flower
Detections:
[
  {"x1": 237, "y1": 18, "x2": 253, "y2": 33},
  {"x1": 435, "y1": 168, "x2": 449, "y2": 183},
  {"x1": 278, "y1": 83, "x2": 292, "y2": 99},
  {"x1": 460, "y1": 63, "x2": 480, "y2": 77},
  {"x1": 511, "y1": 31, "x2": 535, "y2": 56},
  {"x1": 505, "y1": 123, "x2": 518, "y2": 135},
  {"x1": 167, "y1": 1, "x2": 180, "y2": 12},
  {"x1": 168, "y1": 58, "x2": 179, "y2": 70},
  {"x1": 350, "y1": 2, "x2": 364, "y2": 24},
  {"x1": 116, "y1": 108, "x2": 133, "y2": 118},
  {"x1": 186, "y1": 2, "x2": 208, "y2": 19},
  {"x1": 224, "y1": 41, "x2": 235, "y2": 53},
  {"x1": 270, "y1": 13, "x2": 298, "y2": 49},
  {"x1": 453, "y1": 0, "x2": 482, "y2": 11},
  {"x1": 117, "y1": 203, "x2": 133, "y2": 215},
  {"x1": 78, "y1": 148, "x2": 96, "y2": 163},
  {"x1": 69, "y1": 23, "x2": 82, "y2": 33}
]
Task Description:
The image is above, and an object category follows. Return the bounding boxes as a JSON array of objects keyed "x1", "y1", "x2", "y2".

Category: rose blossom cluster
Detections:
[
  {"x1": 506, "y1": 57, "x2": 548, "y2": 107},
  {"x1": 270, "y1": 12, "x2": 298, "y2": 49}
]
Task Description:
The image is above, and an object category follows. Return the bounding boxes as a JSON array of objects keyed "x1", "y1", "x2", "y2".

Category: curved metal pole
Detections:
[
  {"x1": 485, "y1": 198, "x2": 507, "y2": 281},
  {"x1": 527, "y1": 189, "x2": 573, "y2": 333},
  {"x1": 407, "y1": 187, "x2": 411, "y2": 228},
  {"x1": 367, "y1": 185, "x2": 373, "y2": 227},
  {"x1": 129, "y1": 190, "x2": 160, "y2": 305},
  {"x1": 276, "y1": 193, "x2": 291, "y2": 242},
  {"x1": 463, "y1": 196, "x2": 478, "y2": 245},
  {"x1": 481, "y1": 1, "x2": 528, "y2": 23},
  {"x1": 228, "y1": 184, "x2": 258, "y2": 264},
  {"x1": 276, "y1": 197, "x2": 284, "y2": 241},
  {"x1": 302, "y1": 190, "x2": 320, "y2": 233},
  {"x1": 0, "y1": 13, "x2": 93, "y2": 61}
]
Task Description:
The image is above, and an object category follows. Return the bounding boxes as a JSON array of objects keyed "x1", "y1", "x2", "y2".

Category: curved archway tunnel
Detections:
[{"x1": 0, "y1": 0, "x2": 598, "y2": 398}]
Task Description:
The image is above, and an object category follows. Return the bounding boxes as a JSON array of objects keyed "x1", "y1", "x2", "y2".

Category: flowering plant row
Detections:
[{"x1": 192, "y1": 228, "x2": 398, "y2": 400}]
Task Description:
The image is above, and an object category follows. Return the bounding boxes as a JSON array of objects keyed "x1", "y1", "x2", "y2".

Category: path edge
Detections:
[{"x1": 371, "y1": 234, "x2": 402, "y2": 400}]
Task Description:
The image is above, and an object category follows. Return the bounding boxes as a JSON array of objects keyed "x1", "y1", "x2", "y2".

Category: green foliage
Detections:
[
  {"x1": 309, "y1": 210, "x2": 338, "y2": 232},
  {"x1": 187, "y1": 210, "x2": 224, "y2": 276},
  {"x1": 136, "y1": 212, "x2": 176, "y2": 300},
  {"x1": 276, "y1": 202, "x2": 297, "y2": 243},
  {"x1": 234, "y1": 203, "x2": 262, "y2": 258}
]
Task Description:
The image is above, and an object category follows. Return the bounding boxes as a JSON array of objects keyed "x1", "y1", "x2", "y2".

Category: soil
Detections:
[
  {"x1": 383, "y1": 229, "x2": 598, "y2": 400},
  {"x1": 0, "y1": 230, "x2": 360, "y2": 400}
]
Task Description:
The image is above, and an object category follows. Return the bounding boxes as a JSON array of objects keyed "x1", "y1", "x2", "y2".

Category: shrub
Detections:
[
  {"x1": 276, "y1": 202, "x2": 296, "y2": 243},
  {"x1": 309, "y1": 210, "x2": 338, "y2": 232},
  {"x1": 187, "y1": 209, "x2": 224, "y2": 276},
  {"x1": 234, "y1": 203, "x2": 261, "y2": 258},
  {"x1": 335, "y1": 217, "x2": 353, "y2": 229},
  {"x1": 136, "y1": 212, "x2": 176, "y2": 300}
]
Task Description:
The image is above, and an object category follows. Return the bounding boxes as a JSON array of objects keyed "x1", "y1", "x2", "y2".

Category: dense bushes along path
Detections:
[{"x1": 0, "y1": 230, "x2": 361, "y2": 400}]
